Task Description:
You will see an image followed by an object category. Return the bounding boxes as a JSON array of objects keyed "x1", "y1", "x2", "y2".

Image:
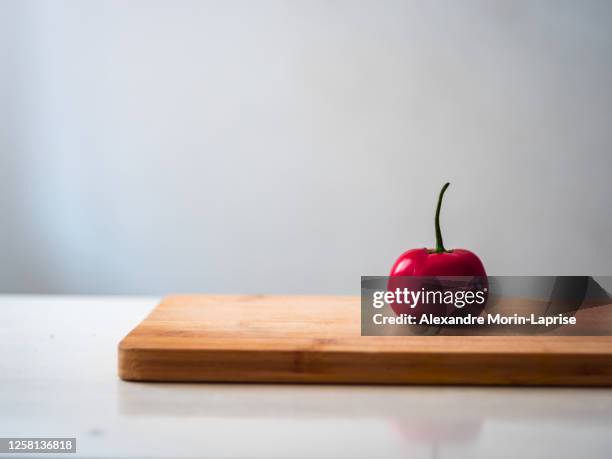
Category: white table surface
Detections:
[{"x1": 1, "y1": 295, "x2": 612, "y2": 459}]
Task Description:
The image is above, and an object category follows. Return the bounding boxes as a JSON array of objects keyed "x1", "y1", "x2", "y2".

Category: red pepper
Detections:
[{"x1": 388, "y1": 183, "x2": 487, "y2": 317}]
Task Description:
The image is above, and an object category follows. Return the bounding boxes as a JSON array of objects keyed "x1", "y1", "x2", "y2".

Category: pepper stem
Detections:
[{"x1": 433, "y1": 182, "x2": 450, "y2": 254}]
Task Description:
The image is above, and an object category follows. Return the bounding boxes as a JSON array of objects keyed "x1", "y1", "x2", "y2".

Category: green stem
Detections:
[{"x1": 433, "y1": 182, "x2": 450, "y2": 254}]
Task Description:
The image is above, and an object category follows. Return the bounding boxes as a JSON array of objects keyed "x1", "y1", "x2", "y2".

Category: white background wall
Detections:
[{"x1": 1, "y1": 0, "x2": 611, "y2": 295}]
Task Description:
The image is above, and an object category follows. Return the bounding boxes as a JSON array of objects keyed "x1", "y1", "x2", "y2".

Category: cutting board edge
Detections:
[{"x1": 118, "y1": 343, "x2": 612, "y2": 386}]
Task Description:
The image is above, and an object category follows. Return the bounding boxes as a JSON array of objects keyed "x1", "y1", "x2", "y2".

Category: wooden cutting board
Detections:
[{"x1": 118, "y1": 295, "x2": 612, "y2": 385}]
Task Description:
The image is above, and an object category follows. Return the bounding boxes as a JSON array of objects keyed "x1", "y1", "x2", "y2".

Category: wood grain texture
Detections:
[{"x1": 118, "y1": 295, "x2": 612, "y2": 385}]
